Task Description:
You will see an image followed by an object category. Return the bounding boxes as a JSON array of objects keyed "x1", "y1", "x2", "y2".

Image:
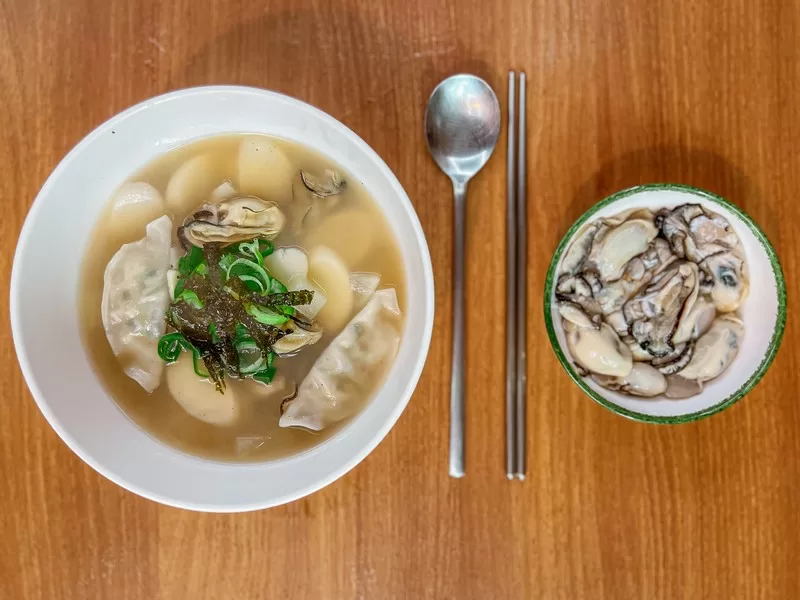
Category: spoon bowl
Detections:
[{"x1": 425, "y1": 75, "x2": 501, "y2": 182}]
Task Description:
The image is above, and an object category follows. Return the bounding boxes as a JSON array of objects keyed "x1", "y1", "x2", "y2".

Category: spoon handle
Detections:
[{"x1": 449, "y1": 180, "x2": 468, "y2": 478}]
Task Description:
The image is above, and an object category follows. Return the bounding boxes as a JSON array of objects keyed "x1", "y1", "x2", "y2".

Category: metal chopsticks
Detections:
[
  {"x1": 506, "y1": 71, "x2": 527, "y2": 480},
  {"x1": 515, "y1": 72, "x2": 527, "y2": 480},
  {"x1": 505, "y1": 73, "x2": 517, "y2": 479}
]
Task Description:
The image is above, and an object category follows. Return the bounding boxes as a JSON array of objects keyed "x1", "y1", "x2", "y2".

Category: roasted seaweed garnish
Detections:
[{"x1": 157, "y1": 239, "x2": 313, "y2": 392}]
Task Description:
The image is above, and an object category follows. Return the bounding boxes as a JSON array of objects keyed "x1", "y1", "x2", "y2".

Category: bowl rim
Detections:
[
  {"x1": 10, "y1": 85, "x2": 435, "y2": 510},
  {"x1": 543, "y1": 183, "x2": 787, "y2": 424}
]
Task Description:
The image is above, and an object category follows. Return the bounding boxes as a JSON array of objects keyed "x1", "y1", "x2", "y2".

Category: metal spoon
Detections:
[{"x1": 424, "y1": 74, "x2": 501, "y2": 478}]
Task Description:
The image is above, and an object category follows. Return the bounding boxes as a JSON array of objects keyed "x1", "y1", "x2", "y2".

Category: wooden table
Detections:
[{"x1": 2, "y1": 0, "x2": 799, "y2": 597}]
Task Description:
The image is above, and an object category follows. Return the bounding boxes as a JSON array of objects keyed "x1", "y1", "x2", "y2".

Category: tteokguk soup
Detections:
[{"x1": 80, "y1": 134, "x2": 406, "y2": 462}]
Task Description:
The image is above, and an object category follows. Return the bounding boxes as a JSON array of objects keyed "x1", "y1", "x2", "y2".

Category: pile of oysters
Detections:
[{"x1": 556, "y1": 203, "x2": 748, "y2": 399}]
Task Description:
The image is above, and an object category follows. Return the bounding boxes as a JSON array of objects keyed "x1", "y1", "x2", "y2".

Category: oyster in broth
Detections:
[{"x1": 179, "y1": 197, "x2": 286, "y2": 246}]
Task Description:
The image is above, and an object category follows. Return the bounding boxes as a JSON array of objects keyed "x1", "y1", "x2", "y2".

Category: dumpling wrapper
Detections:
[
  {"x1": 101, "y1": 215, "x2": 173, "y2": 392},
  {"x1": 350, "y1": 272, "x2": 381, "y2": 311},
  {"x1": 279, "y1": 288, "x2": 402, "y2": 431},
  {"x1": 116, "y1": 336, "x2": 164, "y2": 395}
]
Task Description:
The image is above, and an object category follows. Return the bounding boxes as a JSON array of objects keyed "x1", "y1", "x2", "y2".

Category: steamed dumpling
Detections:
[
  {"x1": 109, "y1": 182, "x2": 164, "y2": 239},
  {"x1": 101, "y1": 215, "x2": 172, "y2": 392},
  {"x1": 308, "y1": 246, "x2": 353, "y2": 332},
  {"x1": 116, "y1": 336, "x2": 164, "y2": 395},
  {"x1": 350, "y1": 272, "x2": 381, "y2": 311},
  {"x1": 237, "y1": 136, "x2": 294, "y2": 202},
  {"x1": 279, "y1": 288, "x2": 402, "y2": 431},
  {"x1": 166, "y1": 354, "x2": 239, "y2": 426},
  {"x1": 165, "y1": 154, "x2": 222, "y2": 215}
]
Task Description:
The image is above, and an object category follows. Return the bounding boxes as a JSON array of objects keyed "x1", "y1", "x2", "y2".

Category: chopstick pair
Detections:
[{"x1": 505, "y1": 71, "x2": 527, "y2": 480}]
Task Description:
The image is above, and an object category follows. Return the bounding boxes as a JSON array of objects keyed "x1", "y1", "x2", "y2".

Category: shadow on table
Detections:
[
  {"x1": 568, "y1": 146, "x2": 772, "y2": 235},
  {"x1": 169, "y1": 8, "x2": 488, "y2": 140}
]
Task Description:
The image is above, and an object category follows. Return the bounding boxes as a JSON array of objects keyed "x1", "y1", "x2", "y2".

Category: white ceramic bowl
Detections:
[
  {"x1": 11, "y1": 86, "x2": 434, "y2": 511},
  {"x1": 545, "y1": 184, "x2": 786, "y2": 423}
]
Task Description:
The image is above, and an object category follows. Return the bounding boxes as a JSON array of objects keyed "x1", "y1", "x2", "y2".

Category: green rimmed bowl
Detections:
[{"x1": 544, "y1": 184, "x2": 786, "y2": 424}]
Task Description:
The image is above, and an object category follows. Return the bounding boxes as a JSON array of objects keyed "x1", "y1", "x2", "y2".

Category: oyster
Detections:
[
  {"x1": 300, "y1": 170, "x2": 346, "y2": 198},
  {"x1": 623, "y1": 335, "x2": 653, "y2": 361},
  {"x1": 673, "y1": 296, "x2": 716, "y2": 345},
  {"x1": 566, "y1": 321, "x2": 633, "y2": 377},
  {"x1": 689, "y1": 214, "x2": 739, "y2": 248},
  {"x1": 605, "y1": 310, "x2": 628, "y2": 335},
  {"x1": 678, "y1": 315, "x2": 744, "y2": 382},
  {"x1": 664, "y1": 375, "x2": 703, "y2": 399},
  {"x1": 561, "y1": 222, "x2": 601, "y2": 275},
  {"x1": 556, "y1": 202, "x2": 748, "y2": 399},
  {"x1": 586, "y1": 218, "x2": 657, "y2": 281},
  {"x1": 273, "y1": 322, "x2": 323, "y2": 356},
  {"x1": 699, "y1": 251, "x2": 749, "y2": 312},
  {"x1": 559, "y1": 301, "x2": 598, "y2": 329},
  {"x1": 556, "y1": 274, "x2": 602, "y2": 316},
  {"x1": 622, "y1": 262, "x2": 699, "y2": 358},
  {"x1": 657, "y1": 204, "x2": 739, "y2": 263},
  {"x1": 592, "y1": 238, "x2": 675, "y2": 315},
  {"x1": 592, "y1": 363, "x2": 667, "y2": 397},
  {"x1": 179, "y1": 197, "x2": 286, "y2": 246},
  {"x1": 650, "y1": 342, "x2": 694, "y2": 375}
]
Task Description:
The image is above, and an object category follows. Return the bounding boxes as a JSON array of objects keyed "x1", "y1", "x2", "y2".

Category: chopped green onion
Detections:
[
  {"x1": 218, "y1": 253, "x2": 237, "y2": 277},
  {"x1": 178, "y1": 245, "x2": 205, "y2": 277},
  {"x1": 228, "y1": 257, "x2": 271, "y2": 285},
  {"x1": 253, "y1": 365, "x2": 277, "y2": 384},
  {"x1": 235, "y1": 239, "x2": 265, "y2": 266},
  {"x1": 235, "y1": 238, "x2": 273, "y2": 261},
  {"x1": 236, "y1": 339, "x2": 265, "y2": 374},
  {"x1": 157, "y1": 332, "x2": 209, "y2": 377},
  {"x1": 177, "y1": 289, "x2": 203, "y2": 309},
  {"x1": 244, "y1": 302, "x2": 289, "y2": 325},
  {"x1": 158, "y1": 332, "x2": 194, "y2": 363},
  {"x1": 256, "y1": 239, "x2": 274, "y2": 259},
  {"x1": 190, "y1": 355, "x2": 210, "y2": 378},
  {"x1": 237, "y1": 274, "x2": 266, "y2": 293},
  {"x1": 267, "y1": 277, "x2": 287, "y2": 294},
  {"x1": 233, "y1": 323, "x2": 249, "y2": 344}
]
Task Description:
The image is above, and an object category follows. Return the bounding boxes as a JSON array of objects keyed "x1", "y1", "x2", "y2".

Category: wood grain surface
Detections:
[{"x1": 1, "y1": 0, "x2": 799, "y2": 598}]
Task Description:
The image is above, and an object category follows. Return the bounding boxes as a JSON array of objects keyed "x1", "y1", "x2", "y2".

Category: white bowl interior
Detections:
[
  {"x1": 11, "y1": 87, "x2": 434, "y2": 510},
  {"x1": 547, "y1": 186, "x2": 784, "y2": 421}
]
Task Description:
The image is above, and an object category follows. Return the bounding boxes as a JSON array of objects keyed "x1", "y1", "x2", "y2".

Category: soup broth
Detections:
[{"x1": 80, "y1": 134, "x2": 406, "y2": 462}]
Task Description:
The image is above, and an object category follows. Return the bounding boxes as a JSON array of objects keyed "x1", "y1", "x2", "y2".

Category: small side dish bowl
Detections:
[
  {"x1": 544, "y1": 184, "x2": 786, "y2": 423},
  {"x1": 10, "y1": 86, "x2": 434, "y2": 511}
]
